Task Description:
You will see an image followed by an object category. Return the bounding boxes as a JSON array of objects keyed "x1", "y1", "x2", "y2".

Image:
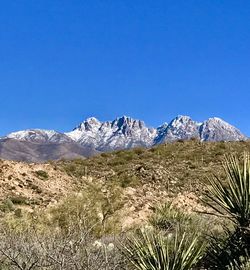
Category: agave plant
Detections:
[{"x1": 122, "y1": 227, "x2": 205, "y2": 270}]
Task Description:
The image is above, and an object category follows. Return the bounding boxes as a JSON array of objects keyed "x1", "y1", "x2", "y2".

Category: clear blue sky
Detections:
[{"x1": 0, "y1": 0, "x2": 250, "y2": 136}]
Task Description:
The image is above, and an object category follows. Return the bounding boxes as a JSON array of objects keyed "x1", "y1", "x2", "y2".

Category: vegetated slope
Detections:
[
  {"x1": 1, "y1": 139, "x2": 250, "y2": 228},
  {"x1": 0, "y1": 159, "x2": 76, "y2": 210}
]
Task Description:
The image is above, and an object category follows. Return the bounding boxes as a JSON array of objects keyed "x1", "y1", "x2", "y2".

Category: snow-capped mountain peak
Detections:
[
  {"x1": 7, "y1": 129, "x2": 73, "y2": 143},
  {"x1": 154, "y1": 115, "x2": 201, "y2": 144},
  {"x1": 75, "y1": 117, "x2": 101, "y2": 131},
  {"x1": 111, "y1": 116, "x2": 148, "y2": 135},
  {"x1": 66, "y1": 116, "x2": 157, "y2": 151},
  {"x1": 3, "y1": 115, "x2": 247, "y2": 161},
  {"x1": 199, "y1": 117, "x2": 247, "y2": 142}
]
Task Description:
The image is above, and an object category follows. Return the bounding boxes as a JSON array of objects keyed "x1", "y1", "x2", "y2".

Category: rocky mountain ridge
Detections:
[
  {"x1": 0, "y1": 115, "x2": 247, "y2": 161},
  {"x1": 66, "y1": 115, "x2": 247, "y2": 147}
]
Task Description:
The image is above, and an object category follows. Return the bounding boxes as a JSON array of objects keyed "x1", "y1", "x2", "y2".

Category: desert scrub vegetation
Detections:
[
  {"x1": 1, "y1": 146, "x2": 250, "y2": 269},
  {"x1": 48, "y1": 181, "x2": 126, "y2": 236},
  {"x1": 149, "y1": 203, "x2": 209, "y2": 235},
  {"x1": 60, "y1": 140, "x2": 250, "y2": 197},
  {"x1": 122, "y1": 202, "x2": 212, "y2": 270},
  {"x1": 121, "y1": 153, "x2": 250, "y2": 270},
  {"x1": 0, "y1": 221, "x2": 128, "y2": 270},
  {"x1": 0, "y1": 188, "x2": 129, "y2": 269}
]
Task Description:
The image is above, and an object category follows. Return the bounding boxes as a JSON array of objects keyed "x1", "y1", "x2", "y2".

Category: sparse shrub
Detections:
[
  {"x1": 107, "y1": 157, "x2": 126, "y2": 167},
  {"x1": 100, "y1": 152, "x2": 109, "y2": 158},
  {"x1": 0, "y1": 198, "x2": 15, "y2": 212},
  {"x1": 64, "y1": 163, "x2": 77, "y2": 175},
  {"x1": 150, "y1": 203, "x2": 194, "y2": 231},
  {"x1": 49, "y1": 182, "x2": 125, "y2": 236},
  {"x1": 14, "y1": 208, "x2": 22, "y2": 218},
  {"x1": 133, "y1": 148, "x2": 145, "y2": 155},
  {"x1": 64, "y1": 162, "x2": 87, "y2": 178},
  {"x1": 35, "y1": 170, "x2": 49, "y2": 180},
  {"x1": 9, "y1": 195, "x2": 28, "y2": 205},
  {"x1": 118, "y1": 174, "x2": 140, "y2": 188},
  {"x1": 0, "y1": 223, "x2": 126, "y2": 270}
]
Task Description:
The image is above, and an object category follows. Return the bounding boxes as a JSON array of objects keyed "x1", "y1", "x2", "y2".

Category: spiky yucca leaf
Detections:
[
  {"x1": 228, "y1": 257, "x2": 250, "y2": 270},
  {"x1": 205, "y1": 153, "x2": 250, "y2": 227},
  {"x1": 122, "y1": 228, "x2": 204, "y2": 270}
]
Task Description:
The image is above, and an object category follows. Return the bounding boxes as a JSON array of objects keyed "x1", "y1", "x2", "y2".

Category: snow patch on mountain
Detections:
[
  {"x1": 199, "y1": 117, "x2": 247, "y2": 142},
  {"x1": 66, "y1": 116, "x2": 157, "y2": 151},
  {"x1": 154, "y1": 115, "x2": 201, "y2": 144},
  {"x1": 7, "y1": 129, "x2": 73, "y2": 144}
]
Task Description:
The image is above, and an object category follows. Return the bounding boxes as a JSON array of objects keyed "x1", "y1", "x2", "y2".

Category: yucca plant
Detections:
[
  {"x1": 122, "y1": 227, "x2": 205, "y2": 270},
  {"x1": 204, "y1": 153, "x2": 250, "y2": 269},
  {"x1": 228, "y1": 257, "x2": 250, "y2": 270},
  {"x1": 205, "y1": 153, "x2": 250, "y2": 227}
]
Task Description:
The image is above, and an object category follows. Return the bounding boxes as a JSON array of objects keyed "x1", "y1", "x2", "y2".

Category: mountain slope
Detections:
[
  {"x1": 199, "y1": 117, "x2": 246, "y2": 142},
  {"x1": 0, "y1": 138, "x2": 98, "y2": 162}
]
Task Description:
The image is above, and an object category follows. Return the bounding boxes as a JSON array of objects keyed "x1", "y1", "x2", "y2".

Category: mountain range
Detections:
[{"x1": 0, "y1": 115, "x2": 247, "y2": 162}]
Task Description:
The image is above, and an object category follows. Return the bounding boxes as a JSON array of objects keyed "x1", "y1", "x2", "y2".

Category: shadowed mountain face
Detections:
[
  {"x1": 0, "y1": 138, "x2": 98, "y2": 162},
  {"x1": 0, "y1": 115, "x2": 247, "y2": 162}
]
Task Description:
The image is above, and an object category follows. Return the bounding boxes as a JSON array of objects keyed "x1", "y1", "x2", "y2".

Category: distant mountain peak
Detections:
[
  {"x1": 154, "y1": 115, "x2": 200, "y2": 144},
  {"x1": 169, "y1": 115, "x2": 199, "y2": 126},
  {"x1": 112, "y1": 116, "x2": 146, "y2": 130},
  {"x1": 2, "y1": 114, "x2": 247, "y2": 162},
  {"x1": 85, "y1": 116, "x2": 100, "y2": 123},
  {"x1": 206, "y1": 117, "x2": 226, "y2": 123},
  {"x1": 200, "y1": 117, "x2": 246, "y2": 142},
  {"x1": 6, "y1": 129, "x2": 73, "y2": 144},
  {"x1": 75, "y1": 117, "x2": 101, "y2": 132},
  {"x1": 66, "y1": 115, "x2": 156, "y2": 151}
]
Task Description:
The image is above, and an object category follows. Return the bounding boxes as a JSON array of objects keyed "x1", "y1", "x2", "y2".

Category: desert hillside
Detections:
[
  {"x1": 0, "y1": 140, "x2": 250, "y2": 269},
  {"x1": 0, "y1": 139, "x2": 249, "y2": 227}
]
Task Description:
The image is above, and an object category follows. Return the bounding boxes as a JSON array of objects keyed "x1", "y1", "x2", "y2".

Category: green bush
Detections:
[{"x1": 35, "y1": 170, "x2": 49, "y2": 180}]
